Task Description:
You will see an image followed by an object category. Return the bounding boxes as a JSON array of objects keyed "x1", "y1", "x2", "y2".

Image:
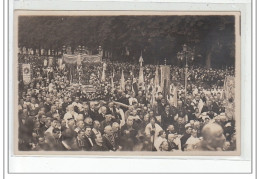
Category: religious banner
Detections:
[
  {"x1": 43, "y1": 58, "x2": 48, "y2": 67},
  {"x1": 63, "y1": 54, "x2": 101, "y2": 64},
  {"x1": 111, "y1": 68, "x2": 115, "y2": 92},
  {"x1": 58, "y1": 58, "x2": 63, "y2": 69},
  {"x1": 48, "y1": 57, "x2": 53, "y2": 67},
  {"x1": 223, "y1": 76, "x2": 235, "y2": 101},
  {"x1": 101, "y1": 62, "x2": 107, "y2": 82},
  {"x1": 160, "y1": 65, "x2": 170, "y2": 98},
  {"x1": 154, "y1": 66, "x2": 160, "y2": 89},
  {"x1": 82, "y1": 85, "x2": 97, "y2": 93},
  {"x1": 169, "y1": 83, "x2": 178, "y2": 107},
  {"x1": 22, "y1": 64, "x2": 31, "y2": 84},
  {"x1": 120, "y1": 70, "x2": 125, "y2": 91}
]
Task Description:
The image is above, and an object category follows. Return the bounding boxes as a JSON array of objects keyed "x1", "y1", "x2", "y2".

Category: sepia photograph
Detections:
[{"x1": 14, "y1": 11, "x2": 240, "y2": 155}]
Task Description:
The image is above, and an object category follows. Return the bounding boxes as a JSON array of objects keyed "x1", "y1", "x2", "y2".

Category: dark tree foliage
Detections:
[{"x1": 18, "y1": 15, "x2": 235, "y2": 68}]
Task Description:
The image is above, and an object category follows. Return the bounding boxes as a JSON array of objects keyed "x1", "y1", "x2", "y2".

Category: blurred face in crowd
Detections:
[
  {"x1": 51, "y1": 113, "x2": 60, "y2": 121},
  {"x1": 177, "y1": 117, "x2": 184, "y2": 124},
  {"x1": 190, "y1": 120, "x2": 195, "y2": 126},
  {"x1": 167, "y1": 125, "x2": 174, "y2": 132},
  {"x1": 127, "y1": 117, "x2": 134, "y2": 127},
  {"x1": 223, "y1": 141, "x2": 230, "y2": 151},
  {"x1": 149, "y1": 111, "x2": 154, "y2": 118},
  {"x1": 202, "y1": 123, "x2": 226, "y2": 149},
  {"x1": 53, "y1": 129, "x2": 61, "y2": 139},
  {"x1": 40, "y1": 115, "x2": 47, "y2": 123},
  {"x1": 186, "y1": 127, "x2": 192, "y2": 134},
  {"x1": 77, "y1": 121, "x2": 85, "y2": 129},
  {"x1": 31, "y1": 97, "x2": 36, "y2": 103},
  {"x1": 150, "y1": 118, "x2": 156, "y2": 126},
  {"x1": 165, "y1": 105, "x2": 170, "y2": 112},
  {"x1": 83, "y1": 104, "x2": 89, "y2": 111},
  {"x1": 161, "y1": 141, "x2": 169, "y2": 151},
  {"x1": 55, "y1": 101, "x2": 61, "y2": 108},
  {"x1": 161, "y1": 131, "x2": 166, "y2": 139},
  {"x1": 195, "y1": 108, "x2": 199, "y2": 113},
  {"x1": 90, "y1": 102, "x2": 95, "y2": 109},
  {"x1": 112, "y1": 122, "x2": 119, "y2": 133},
  {"x1": 42, "y1": 91, "x2": 46, "y2": 97},
  {"x1": 51, "y1": 119, "x2": 58, "y2": 128},
  {"x1": 84, "y1": 117, "x2": 93, "y2": 126},
  {"x1": 93, "y1": 121, "x2": 100, "y2": 130},
  {"x1": 46, "y1": 98, "x2": 51, "y2": 104},
  {"x1": 191, "y1": 129, "x2": 198, "y2": 138},
  {"x1": 168, "y1": 134, "x2": 175, "y2": 142},
  {"x1": 75, "y1": 97, "x2": 80, "y2": 103},
  {"x1": 34, "y1": 121, "x2": 40, "y2": 129},
  {"x1": 161, "y1": 98, "x2": 166, "y2": 104},
  {"x1": 77, "y1": 114, "x2": 84, "y2": 121},
  {"x1": 38, "y1": 137, "x2": 45, "y2": 145},
  {"x1": 195, "y1": 95, "x2": 200, "y2": 102},
  {"x1": 144, "y1": 114, "x2": 149, "y2": 122},
  {"x1": 51, "y1": 105, "x2": 57, "y2": 112},
  {"x1": 108, "y1": 102, "x2": 114, "y2": 108},
  {"x1": 132, "y1": 110, "x2": 137, "y2": 116},
  {"x1": 61, "y1": 119, "x2": 66, "y2": 128},
  {"x1": 95, "y1": 134, "x2": 103, "y2": 144},
  {"x1": 128, "y1": 105, "x2": 134, "y2": 112},
  {"x1": 68, "y1": 120, "x2": 76, "y2": 130},
  {"x1": 104, "y1": 126, "x2": 113, "y2": 136},
  {"x1": 177, "y1": 100, "x2": 183, "y2": 108},
  {"x1": 105, "y1": 114, "x2": 112, "y2": 122},
  {"x1": 26, "y1": 96, "x2": 31, "y2": 102},
  {"x1": 101, "y1": 106, "x2": 107, "y2": 114},
  {"x1": 78, "y1": 130, "x2": 85, "y2": 140},
  {"x1": 158, "y1": 93, "x2": 163, "y2": 99}
]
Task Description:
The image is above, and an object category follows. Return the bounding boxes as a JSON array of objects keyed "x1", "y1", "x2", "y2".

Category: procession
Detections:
[
  {"x1": 18, "y1": 45, "x2": 236, "y2": 152},
  {"x1": 17, "y1": 15, "x2": 236, "y2": 152}
]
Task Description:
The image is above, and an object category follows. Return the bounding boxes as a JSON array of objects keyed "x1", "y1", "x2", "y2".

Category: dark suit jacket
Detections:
[
  {"x1": 180, "y1": 133, "x2": 191, "y2": 151},
  {"x1": 84, "y1": 136, "x2": 95, "y2": 151},
  {"x1": 91, "y1": 144, "x2": 109, "y2": 151},
  {"x1": 161, "y1": 111, "x2": 174, "y2": 129},
  {"x1": 97, "y1": 113, "x2": 106, "y2": 123},
  {"x1": 102, "y1": 134, "x2": 117, "y2": 151},
  {"x1": 88, "y1": 109, "x2": 99, "y2": 121},
  {"x1": 168, "y1": 141, "x2": 179, "y2": 151}
]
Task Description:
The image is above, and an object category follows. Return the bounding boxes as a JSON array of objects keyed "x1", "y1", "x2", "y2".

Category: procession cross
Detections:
[{"x1": 164, "y1": 58, "x2": 167, "y2": 65}]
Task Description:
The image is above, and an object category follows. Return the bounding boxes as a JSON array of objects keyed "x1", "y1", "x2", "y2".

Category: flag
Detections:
[
  {"x1": 154, "y1": 66, "x2": 160, "y2": 89},
  {"x1": 223, "y1": 76, "x2": 235, "y2": 101},
  {"x1": 132, "y1": 78, "x2": 138, "y2": 95},
  {"x1": 139, "y1": 55, "x2": 144, "y2": 67},
  {"x1": 151, "y1": 78, "x2": 156, "y2": 105},
  {"x1": 169, "y1": 84, "x2": 178, "y2": 107},
  {"x1": 120, "y1": 70, "x2": 125, "y2": 91},
  {"x1": 160, "y1": 65, "x2": 170, "y2": 98},
  {"x1": 138, "y1": 66, "x2": 144, "y2": 89},
  {"x1": 111, "y1": 68, "x2": 115, "y2": 92},
  {"x1": 101, "y1": 62, "x2": 106, "y2": 82},
  {"x1": 58, "y1": 58, "x2": 63, "y2": 69},
  {"x1": 48, "y1": 57, "x2": 53, "y2": 67},
  {"x1": 22, "y1": 64, "x2": 31, "y2": 84}
]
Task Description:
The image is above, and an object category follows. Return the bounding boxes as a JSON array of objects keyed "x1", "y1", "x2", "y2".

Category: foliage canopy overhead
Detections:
[{"x1": 18, "y1": 15, "x2": 235, "y2": 67}]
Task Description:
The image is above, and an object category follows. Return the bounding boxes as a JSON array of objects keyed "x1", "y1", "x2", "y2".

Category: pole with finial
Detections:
[
  {"x1": 164, "y1": 58, "x2": 167, "y2": 65},
  {"x1": 139, "y1": 50, "x2": 144, "y2": 67}
]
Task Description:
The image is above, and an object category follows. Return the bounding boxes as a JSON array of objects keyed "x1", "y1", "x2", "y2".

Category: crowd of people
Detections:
[{"x1": 18, "y1": 53, "x2": 236, "y2": 152}]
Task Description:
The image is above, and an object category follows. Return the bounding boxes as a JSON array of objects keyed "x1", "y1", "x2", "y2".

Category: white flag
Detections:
[{"x1": 120, "y1": 70, "x2": 125, "y2": 91}]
